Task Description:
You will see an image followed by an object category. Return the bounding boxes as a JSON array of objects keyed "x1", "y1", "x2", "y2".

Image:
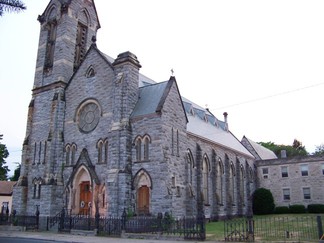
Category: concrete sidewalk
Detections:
[{"x1": 0, "y1": 230, "x2": 219, "y2": 243}]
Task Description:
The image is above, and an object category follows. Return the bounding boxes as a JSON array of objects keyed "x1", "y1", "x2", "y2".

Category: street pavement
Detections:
[{"x1": 0, "y1": 230, "x2": 220, "y2": 243}]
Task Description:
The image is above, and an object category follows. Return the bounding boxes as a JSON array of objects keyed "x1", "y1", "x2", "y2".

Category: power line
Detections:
[{"x1": 212, "y1": 82, "x2": 324, "y2": 111}]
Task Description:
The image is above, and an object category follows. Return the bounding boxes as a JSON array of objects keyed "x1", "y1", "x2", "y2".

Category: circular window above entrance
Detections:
[{"x1": 77, "y1": 101, "x2": 100, "y2": 133}]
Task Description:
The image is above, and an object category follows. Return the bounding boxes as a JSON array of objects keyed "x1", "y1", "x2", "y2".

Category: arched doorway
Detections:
[
  {"x1": 65, "y1": 149, "x2": 101, "y2": 216},
  {"x1": 138, "y1": 185, "x2": 149, "y2": 215},
  {"x1": 134, "y1": 169, "x2": 152, "y2": 216},
  {"x1": 79, "y1": 181, "x2": 91, "y2": 215},
  {"x1": 71, "y1": 166, "x2": 92, "y2": 215}
]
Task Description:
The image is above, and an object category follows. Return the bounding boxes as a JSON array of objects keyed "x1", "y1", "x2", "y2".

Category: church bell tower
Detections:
[{"x1": 13, "y1": 0, "x2": 100, "y2": 217}]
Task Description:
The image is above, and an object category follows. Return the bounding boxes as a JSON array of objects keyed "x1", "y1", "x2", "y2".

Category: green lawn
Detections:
[
  {"x1": 206, "y1": 214, "x2": 324, "y2": 242},
  {"x1": 206, "y1": 220, "x2": 224, "y2": 241}
]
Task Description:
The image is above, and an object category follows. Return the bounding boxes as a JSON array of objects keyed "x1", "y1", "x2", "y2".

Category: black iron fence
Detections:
[
  {"x1": 224, "y1": 215, "x2": 323, "y2": 242},
  {"x1": 49, "y1": 208, "x2": 205, "y2": 240},
  {"x1": 2, "y1": 207, "x2": 205, "y2": 241},
  {"x1": 0, "y1": 210, "x2": 40, "y2": 230},
  {"x1": 124, "y1": 213, "x2": 205, "y2": 240}
]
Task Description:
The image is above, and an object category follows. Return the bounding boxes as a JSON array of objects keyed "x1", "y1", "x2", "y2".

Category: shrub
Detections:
[
  {"x1": 308, "y1": 204, "x2": 324, "y2": 213},
  {"x1": 289, "y1": 204, "x2": 306, "y2": 213},
  {"x1": 274, "y1": 206, "x2": 290, "y2": 214},
  {"x1": 252, "y1": 188, "x2": 275, "y2": 215}
]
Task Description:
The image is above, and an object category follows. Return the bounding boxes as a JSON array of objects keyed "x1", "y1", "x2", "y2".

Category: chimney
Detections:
[
  {"x1": 223, "y1": 112, "x2": 228, "y2": 131},
  {"x1": 280, "y1": 150, "x2": 287, "y2": 159}
]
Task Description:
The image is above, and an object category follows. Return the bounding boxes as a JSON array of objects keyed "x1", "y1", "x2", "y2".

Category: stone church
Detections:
[{"x1": 13, "y1": 0, "x2": 257, "y2": 219}]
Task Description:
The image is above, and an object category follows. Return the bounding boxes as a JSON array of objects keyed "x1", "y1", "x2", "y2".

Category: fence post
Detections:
[
  {"x1": 246, "y1": 214, "x2": 254, "y2": 242},
  {"x1": 95, "y1": 211, "x2": 100, "y2": 234},
  {"x1": 35, "y1": 205, "x2": 40, "y2": 230},
  {"x1": 157, "y1": 213, "x2": 163, "y2": 232},
  {"x1": 197, "y1": 213, "x2": 206, "y2": 241},
  {"x1": 12, "y1": 210, "x2": 16, "y2": 226},
  {"x1": 59, "y1": 207, "x2": 65, "y2": 231},
  {"x1": 317, "y1": 215, "x2": 323, "y2": 240},
  {"x1": 121, "y1": 208, "x2": 127, "y2": 231}
]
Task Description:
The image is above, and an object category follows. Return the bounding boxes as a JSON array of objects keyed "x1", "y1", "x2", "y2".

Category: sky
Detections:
[{"x1": 1, "y1": 0, "x2": 324, "y2": 176}]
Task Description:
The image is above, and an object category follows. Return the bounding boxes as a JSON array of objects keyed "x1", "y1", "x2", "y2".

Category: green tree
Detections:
[
  {"x1": 10, "y1": 163, "x2": 20, "y2": 181},
  {"x1": 0, "y1": 0, "x2": 26, "y2": 16},
  {"x1": 0, "y1": 134, "x2": 10, "y2": 180},
  {"x1": 313, "y1": 144, "x2": 324, "y2": 155},
  {"x1": 258, "y1": 139, "x2": 308, "y2": 158},
  {"x1": 252, "y1": 188, "x2": 275, "y2": 215}
]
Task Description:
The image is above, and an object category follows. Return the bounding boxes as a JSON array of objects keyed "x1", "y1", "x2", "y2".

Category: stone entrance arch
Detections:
[
  {"x1": 65, "y1": 149, "x2": 100, "y2": 216},
  {"x1": 72, "y1": 166, "x2": 92, "y2": 215},
  {"x1": 133, "y1": 169, "x2": 152, "y2": 215}
]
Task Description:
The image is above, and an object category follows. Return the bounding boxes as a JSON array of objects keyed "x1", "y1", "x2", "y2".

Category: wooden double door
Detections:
[
  {"x1": 79, "y1": 181, "x2": 92, "y2": 215},
  {"x1": 137, "y1": 185, "x2": 150, "y2": 215}
]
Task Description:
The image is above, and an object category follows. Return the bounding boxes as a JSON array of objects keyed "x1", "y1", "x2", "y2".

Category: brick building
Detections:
[{"x1": 12, "y1": 0, "x2": 257, "y2": 219}]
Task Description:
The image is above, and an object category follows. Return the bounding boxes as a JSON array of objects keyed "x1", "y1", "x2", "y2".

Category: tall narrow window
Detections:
[
  {"x1": 187, "y1": 150, "x2": 193, "y2": 185},
  {"x1": 216, "y1": 159, "x2": 224, "y2": 205},
  {"x1": 202, "y1": 156, "x2": 209, "y2": 204},
  {"x1": 33, "y1": 142, "x2": 37, "y2": 165},
  {"x1": 33, "y1": 179, "x2": 42, "y2": 199},
  {"x1": 104, "y1": 139, "x2": 108, "y2": 164},
  {"x1": 65, "y1": 145, "x2": 71, "y2": 165},
  {"x1": 240, "y1": 165, "x2": 245, "y2": 202},
  {"x1": 176, "y1": 130, "x2": 179, "y2": 156},
  {"x1": 43, "y1": 141, "x2": 47, "y2": 164},
  {"x1": 171, "y1": 128, "x2": 174, "y2": 156},
  {"x1": 97, "y1": 140, "x2": 103, "y2": 164},
  {"x1": 44, "y1": 21, "x2": 57, "y2": 72},
  {"x1": 38, "y1": 141, "x2": 42, "y2": 164},
  {"x1": 71, "y1": 144, "x2": 77, "y2": 165},
  {"x1": 74, "y1": 22, "x2": 88, "y2": 71},
  {"x1": 144, "y1": 137, "x2": 150, "y2": 160},
  {"x1": 136, "y1": 138, "x2": 141, "y2": 161},
  {"x1": 229, "y1": 163, "x2": 235, "y2": 204}
]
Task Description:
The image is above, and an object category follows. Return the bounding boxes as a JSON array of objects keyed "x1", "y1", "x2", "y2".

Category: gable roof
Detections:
[
  {"x1": 242, "y1": 136, "x2": 278, "y2": 160},
  {"x1": 0, "y1": 181, "x2": 16, "y2": 196},
  {"x1": 131, "y1": 81, "x2": 169, "y2": 117},
  {"x1": 185, "y1": 108, "x2": 254, "y2": 158},
  {"x1": 131, "y1": 77, "x2": 188, "y2": 122},
  {"x1": 86, "y1": 48, "x2": 254, "y2": 158}
]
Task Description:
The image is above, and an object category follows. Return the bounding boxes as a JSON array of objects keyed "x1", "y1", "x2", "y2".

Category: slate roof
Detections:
[
  {"x1": 100, "y1": 52, "x2": 254, "y2": 158},
  {"x1": 131, "y1": 81, "x2": 169, "y2": 117},
  {"x1": 243, "y1": 136, "x2": 277, "y2": 160},
  {"x1": 0, "y1": 181, "x2": 16, "y2": 196},
  {"x1": 183, "y1": 101, "x2": 253, "y2": 157}
]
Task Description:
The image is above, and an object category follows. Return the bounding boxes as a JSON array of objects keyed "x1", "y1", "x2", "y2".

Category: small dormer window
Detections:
[{"x1": 190, "y1": 107, "x2": 194, "y2": 116}]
